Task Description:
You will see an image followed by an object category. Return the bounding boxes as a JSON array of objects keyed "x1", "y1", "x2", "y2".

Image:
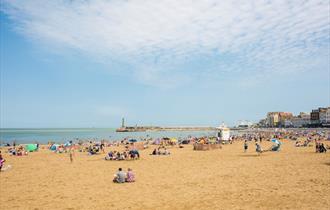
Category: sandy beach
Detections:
[{"x1": 0, "y1": 140, "x2": 329, "y2": 210}]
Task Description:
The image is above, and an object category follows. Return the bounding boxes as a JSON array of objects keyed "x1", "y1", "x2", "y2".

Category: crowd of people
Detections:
[
  {"x1": 1, "y1": 128, "x2": 329, "y2": 175},
  {"x1": 8, "y1": 145, "x2": 29, "y2": 156}
]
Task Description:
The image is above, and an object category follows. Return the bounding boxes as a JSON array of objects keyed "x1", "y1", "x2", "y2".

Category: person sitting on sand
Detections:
[
  {"x1": 126, "y1": 168, "x2": 135, "y2": 182},
  {"x1": 113, "y1": 168, "x2": 126, "y2": 183},
  {"x1": 163, "y1": 148, "x2": 170, "y2": 155},
  {"x1": 128, "y1": 150, "x2": 137, "y2": 159},
  {"x1": 271, "y1": 143, "x2": 281, "y2": 152},
  {"x1": 131, "y1": 150, "x2": 140, "y2": 159},
  {"x1": 119, "y1": 152, "x2": 125, "y2": 160},
  {"x1": 151, "y1": 148, "x2": 157, "y2": 155},
  {"x1": 319, "y1": 143, "x2": 327, "y2": 153},
  {"x1": 0, "y1": 152, "x2": 5, "y2": 172},
  {"x1": 106, "y1": 151, "x2": 114, "y2": 160}
]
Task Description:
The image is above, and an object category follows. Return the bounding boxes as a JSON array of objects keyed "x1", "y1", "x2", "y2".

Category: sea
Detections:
[{"x1": 0, "y1": 128, "x2": 221, "y2": 144}]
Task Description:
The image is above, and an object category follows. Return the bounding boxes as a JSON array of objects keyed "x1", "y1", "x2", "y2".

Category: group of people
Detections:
[
  {"x1": 105, "y1": 150, "x2": 140, "y2": 161},
  {"x1": 150, "y1": 147, "x2": 170, "y2": 155},
  {"x1": 315, "y1": 142, "x2": 327, "y2": 153},
  {"x1": 246, "y1": 140, "x2": 281, "y2": 155},
  {"x1": 8, "y1": 145, "x2": 29, "y2": 156},
  {"x1": 113, "y1": 168, "x2": 135, "y2": 183},
  {"x1": 295, "y1": 140, "x2": 311, "y2": 147}
]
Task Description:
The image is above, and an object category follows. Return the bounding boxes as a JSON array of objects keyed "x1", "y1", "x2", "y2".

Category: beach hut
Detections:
[{"x1": 25, "y1": 144, "x2": 38, "y2": 152}]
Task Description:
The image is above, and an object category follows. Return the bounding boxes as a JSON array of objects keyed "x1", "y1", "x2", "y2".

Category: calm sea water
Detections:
[{"x1": 0, "y1": 128, "x2": 219, "y2": 144}]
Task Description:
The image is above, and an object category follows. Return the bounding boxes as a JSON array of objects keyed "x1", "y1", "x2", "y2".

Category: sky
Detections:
[{"x1": 0, "y1": 0, "x2": 329, "y2": 128}]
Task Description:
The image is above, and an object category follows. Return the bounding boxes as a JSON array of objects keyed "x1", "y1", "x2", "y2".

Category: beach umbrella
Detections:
[{"x1": 129, "y1": 139, "x2": 137, "y2": 143}]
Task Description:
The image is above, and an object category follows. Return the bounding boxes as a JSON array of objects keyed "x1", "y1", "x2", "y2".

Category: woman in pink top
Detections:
[{"x1": 126, "y1": 168, "x2": 135, "y2": 182}]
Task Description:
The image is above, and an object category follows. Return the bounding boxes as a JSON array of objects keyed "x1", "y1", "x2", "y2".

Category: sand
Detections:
[{"x1": 1, "y1": 140, "x2": 329, "y2": 210}]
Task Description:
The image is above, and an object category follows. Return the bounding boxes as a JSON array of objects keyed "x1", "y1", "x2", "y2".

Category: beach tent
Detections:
[
  {"x1": 50, "y1": 144, "x2": 60, "y2": 151},
  {"x1": 64, "y1": 142, "x2": 71, "y2": 147},
  {"x1": 153, "y1": 138, "x2": 161, "y2": 145},
  {"x1": 25, "y1": 144, "x2": 38, "y2": 152}
]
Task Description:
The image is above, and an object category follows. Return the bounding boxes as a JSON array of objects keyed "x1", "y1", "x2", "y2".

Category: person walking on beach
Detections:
[
  {"x1": 255, "y1": 143, "x2": 262, "y2": 155},
  {"x1": 244, "y1": 140, "x2": 248, "y2": 153}
]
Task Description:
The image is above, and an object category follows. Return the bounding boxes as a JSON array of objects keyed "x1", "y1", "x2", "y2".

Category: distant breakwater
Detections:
[{"x1": 116, "y1": 126, "x2": 232, "y2": 132}]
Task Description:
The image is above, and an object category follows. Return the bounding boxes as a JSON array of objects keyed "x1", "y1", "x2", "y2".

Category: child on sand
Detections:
[{"x1": 244, "y1": 140, "x2": 248, "y2": 153}]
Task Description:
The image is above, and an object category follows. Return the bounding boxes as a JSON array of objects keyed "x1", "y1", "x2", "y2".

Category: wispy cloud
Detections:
[{"x1": 2, "y1": 0, "x2": 329, "y2": 87}]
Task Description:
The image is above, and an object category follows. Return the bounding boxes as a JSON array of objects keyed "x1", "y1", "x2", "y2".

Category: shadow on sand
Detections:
[{"x1": 238, "y1": 154, "x2": 262, "y2": 157}]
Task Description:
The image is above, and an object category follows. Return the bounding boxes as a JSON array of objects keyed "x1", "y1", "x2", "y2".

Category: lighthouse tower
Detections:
[{"x1": 121, "y1": 118, "x2": 125, "y2": 128}]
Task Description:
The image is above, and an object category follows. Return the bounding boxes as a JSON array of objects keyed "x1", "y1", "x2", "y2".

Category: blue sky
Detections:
[{"x1": 0, "y1": 0, "x2": 329, "y2": 128}]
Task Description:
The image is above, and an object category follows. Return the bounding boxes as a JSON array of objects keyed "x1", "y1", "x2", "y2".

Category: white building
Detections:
[
  {"x1": 320, "y1": 109, "x2": 327, "y2": 124},
  {"x1": 324, "y1": 107, "x2": 330, "y2": 126},
  {"x1": 291, "y1": 112, "x2": 310, "y2": 128}
]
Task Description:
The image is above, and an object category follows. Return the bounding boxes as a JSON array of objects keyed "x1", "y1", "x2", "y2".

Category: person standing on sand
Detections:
[
  {"x1": 69, "y1": 145, "x2": 75, "y2": 163},
  {"x1": 244, "y1": 140, "x2": 248, "y2": 153},
  {"x1": 100, "y1": 140, "x2": 105, "y2": 153}
]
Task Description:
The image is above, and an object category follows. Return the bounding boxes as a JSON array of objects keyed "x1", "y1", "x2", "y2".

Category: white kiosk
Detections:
[{"x1": 217, "y1": 124, "x2": 231, "y2": 143}]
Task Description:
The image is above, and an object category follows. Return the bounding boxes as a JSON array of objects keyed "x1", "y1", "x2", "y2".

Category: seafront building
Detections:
[
  {"x1": 325, "y1": 108, "x2": 330, "y2": 127},
  {"x1": 291, "y1": 112, "x2": 310, "y2": 128},
  {"x1": 266, "y1": 112, "x2": 293, "y2": 127},
  {"x1": 310, "y1": 107, "x2": 329, "y2": 127},
  {"x1": 260, "y1": 107, "x2": 329, "y2": 128}
]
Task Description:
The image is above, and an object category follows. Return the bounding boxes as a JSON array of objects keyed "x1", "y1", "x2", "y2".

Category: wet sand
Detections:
[{"x1": 1, "y1": 140, "x2": 329, "y2": 210}]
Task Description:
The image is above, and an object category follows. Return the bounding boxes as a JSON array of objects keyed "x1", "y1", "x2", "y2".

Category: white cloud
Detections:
[{"x1": 2, "y1": 0, "x2": 329, "y2": 87}]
